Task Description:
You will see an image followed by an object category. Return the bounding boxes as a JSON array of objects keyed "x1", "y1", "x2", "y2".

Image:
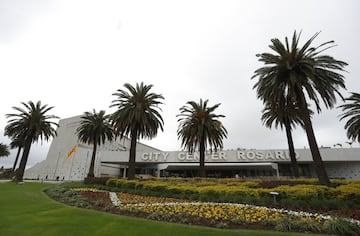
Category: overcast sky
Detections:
[{"x1": 1, "y1": 0, "x2": 359, "y2": 168}]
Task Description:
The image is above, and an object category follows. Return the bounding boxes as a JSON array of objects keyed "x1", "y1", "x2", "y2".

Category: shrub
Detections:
[
  {"x1": 104, "y1": 205, "x2": 115, "y2": 212},
  {"x1": 123, "y1": 180, "x2": 137, "y2": 189},
  {"x1": 240, "y1": 181, "x2": 260, "y2": 188},
  {"x1": 274, "y1": 217, "x2": 295, "y2": 232},
  {"x1": 44, "y1": 186, "x2": 90, "y2": 208},
  {"x1": 323, "y1": 217, "x2": 360, "y2": 236},
  {"x1": 0, "y1": 168, "x2": 13, "y2": 179},
  {"x1": 84, "y1": 177, "x2": 110, "y2": 185},
  {"x1": 135, "y1": 182, "x2": 144, "y2": 189},
  {"x1": 335, "y1": 184, "x2": 360, "y2": 203},
  {"x1": 142, "y1": 181, "x2": 168, "y2": 193},
  {"x1": 198, "y1": 188, "x2": 221, "y2": 200},
  {"x1": 47, "y1": 186, "x2": 69, "y2": 194},
  {"x1": 94, "y1": 199, "x2": 105, "y2": 207},
  {"x1": 215, "y1": 222, "x2": 229, "y2": 229},
  {"x1": 271, "y1": 184, "x2": 330, "y2": 201},
  {"x1": 295, "y1": 219, "x2": 321, "y2": 233},
  {"x1": 147, "y1": 211, "x2": 172, "y2": 221},
  {"x1": 103, "y1": 177, "x2": 360, "y2": 210},
  {"x1": 105, "y1": 177, "x2": 118, "y2": 186}
]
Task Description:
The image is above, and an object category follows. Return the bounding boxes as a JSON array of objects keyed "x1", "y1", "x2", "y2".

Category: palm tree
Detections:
[
  {"x1": 252, "y1": 31, "x2": 347, "y2": 186},
  {"x1": 261, "y1": 94, "x2": 314, "y2": 178},
  {"x1": 110, "y1": 82, "x2": 164, "y2": 180},
  {"x1": 177, "y1": 99, "x2": 227, "y2": 177},
  {"x1": 76, "y1": 110, "x2": 114, "y2": 178},
  {"x1": 9, "y1": 136, "x2": 24, "y2": 172},
  {"x1": 261, "y1": 97, "x2": 302, "y2": 178},
  {"x1": 0, "y1": 143, "x2": 10, "y2": 158},
  {"x1": 339, "y1": 92, "x2": 360, "y2": 143},
  {"x1": 5, "y1": 101, "x2": 59, "y2": 181}
]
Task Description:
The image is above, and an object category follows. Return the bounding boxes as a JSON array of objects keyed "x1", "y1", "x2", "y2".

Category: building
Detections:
[{"x1": 24, "y1": 116, "x2": 360, "y2": 180}]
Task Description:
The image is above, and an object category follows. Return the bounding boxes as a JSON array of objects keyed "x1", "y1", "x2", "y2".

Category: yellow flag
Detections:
[{"x1": 66, "y1": 145, "x2": 77, "y2": 158}]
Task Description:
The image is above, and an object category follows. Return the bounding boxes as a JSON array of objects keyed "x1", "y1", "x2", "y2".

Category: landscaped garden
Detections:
[
  {"x1": 1, "y1": 181, "x2": 323, "y2": 236},
  {"x1": 43, "y1": 177, "x2": 360, "y2": 235}
]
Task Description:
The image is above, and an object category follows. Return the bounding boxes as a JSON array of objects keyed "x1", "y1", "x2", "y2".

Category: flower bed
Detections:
[
  {"x1": 66, "y1": 180, "x2": 360, "y2": 234},
  {"x1": 116, "y1": 192, "x2": 190, "y2": 204},
  {"x1": 115, "y1": 192, "x2": 359, "y2": 225}
]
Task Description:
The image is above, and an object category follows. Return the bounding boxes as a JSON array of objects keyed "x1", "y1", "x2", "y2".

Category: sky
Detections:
[{"x1": 1, "y1": 0, "x2": 359, "y2": 169}]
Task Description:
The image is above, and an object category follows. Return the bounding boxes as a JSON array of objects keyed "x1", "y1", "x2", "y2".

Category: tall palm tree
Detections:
[
  {"x1": 252, "y1": 31, "x2": 347, "y2": 186},
  {"x1": 177, "y1": 99, "x2": 227, "y2": 177},
  {"x1": 76, "y1": 110, "x2": 114, "y2": 178},
  {"x1": 339, "y1": 92, "x2": 360, "y2": 142},
  {"x1": 110, "y1": 82, "x2": 164, "y2": 180},
  {"x1": 9, "y1": 136, "x2": 25, "y2": 172},
  {"x1": 261, "y1": 95, "x2": 307, "y2": 178},
  {"x1": 0, "y1": 143, "x2": 10, "y2": 158},
  {"x1": 5, "y1": 101, "x2": 59, "y2": 181}
]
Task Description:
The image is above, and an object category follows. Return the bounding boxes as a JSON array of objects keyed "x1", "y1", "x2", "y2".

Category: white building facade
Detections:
[{"x1": 24, "y1": 116, "x2": 360, "y2": 181}]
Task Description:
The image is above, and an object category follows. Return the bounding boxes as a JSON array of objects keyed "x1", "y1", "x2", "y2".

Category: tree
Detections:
[
  {"x1": 252, "y1": 31, "x2": 347, "y2": 186},
  {"x1": 0, "y1": 143, "x2": 10, "y2": 158},
  {"x1": 5, "y1": 101, "x2": 59, "y2": 181},
  {"x1": 110, "y1": 82, "x2": 164, "y2": 180},
  {"x1": 9, "y1": 136, "x2": 25, "y2": 172},
  {"x1": 76, "y1": 110, "x2": 114, "y2": 178},
  {"x1": 339, "y1": 92, "x2": 360, "y2": 143},
  {"x1": 177, "y1": 99, "x2": 227, "y2": 177},
  {"x1": 261, "y1": 95, "x2": 312, "y2": 178}
]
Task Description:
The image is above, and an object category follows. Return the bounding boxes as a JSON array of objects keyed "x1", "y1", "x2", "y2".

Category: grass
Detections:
[{"x1": 0, "y1": 182, "x2": 325, "y2": 236}]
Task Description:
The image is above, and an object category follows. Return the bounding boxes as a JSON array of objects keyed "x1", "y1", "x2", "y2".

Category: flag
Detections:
[{"x1": 66, "y1": 145, "x2": 77, "y2": 158}]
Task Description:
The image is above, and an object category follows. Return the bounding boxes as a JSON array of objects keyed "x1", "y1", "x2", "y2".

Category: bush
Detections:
[
  {"x1": 105, "y1": 177, "x2": 118, "y2": 186},
  {"x1": 274, "y1": 217, "x2": 295, "y2": 232},
  {"x1": 44, "y1": 186, "x2": 90, "y2": 208},
  {"x1": 147, "y1": 211, "x2": 172, "y2": 221},
  {"x1": 295, "y1": 219, "x2": 321, "y2": 233},
  {"x1": 142, "y1": 182, "x2": 168, "y2": 193},
  {"x1": 84, "y1": 177, "x2": 110, "y2": 185},
  {"x1": 240, "y1": 181, "x2": 260, "y2": 188},
  {"x1": 103, "y1": 177, "x2": 360, "y2": 210},
  {"x1": 271, "y1": 184, "x2": 330, "y2": 201},
  {"x1": 323, "y1": 218, "x2": 360, "y2": 236},
  {"x1": 0, "y1": 168, "x2": 14, "y2": 179},
  {"x1": 123, "y1": 180, "x2": 137, "y2": 189},
  {"x1": 335, "y1": 184, "x2": 360, "y2": 203}
]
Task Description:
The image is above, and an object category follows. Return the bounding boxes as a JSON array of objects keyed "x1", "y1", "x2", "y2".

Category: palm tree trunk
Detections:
[
  {"x1": 128, "y1": 129, "x2": 137, "y2": 180},
  {"x1": 15, "y1": 139, "x2": 32, "y2": 182},
  {"x1": 284, "y1": 119, "x2": 300, "y2": 178},
  {"x1": 87, "y1": 142, "x2": 97, "y2": 178},
  {"x1": 297, "y1": 89, "x2": 331, "y2": 186},
  {"x1": 12, "y1": 147, "x2": 22, "y2": 173},
  {"x1": 199, "y1": 140, "x2": 206, "y2": 177}
]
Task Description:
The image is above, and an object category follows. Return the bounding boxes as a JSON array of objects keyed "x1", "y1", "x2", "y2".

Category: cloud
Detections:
[{"x1": 1, "y1": 0, "x2": 359, "y2": 168}]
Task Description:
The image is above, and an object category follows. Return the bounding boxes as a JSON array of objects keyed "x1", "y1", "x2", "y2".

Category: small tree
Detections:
[
  {"x1": 9, "y1": 136, "x2": 24, "y2": 172},
  {"x1": 0, "y1": 143, "x2": 10, "y2": 158},
  {"x1": 76, "y1": 110, "x2": 114, "y2": 178},
  {"x1": 5, "y1": 101, "x2": 59, "y2": 181},
  {"x1": 339, "y1": 92, "x2": 360, "y2": 143},
  {"x1": 252, "y1": 31, "x2": 347, "y2": 186},
  {"x1": 110, "y1": 82, "x2": 164, "y2": 180},
  {"x1": 177, "y1": 99, "x2": 227, "y2": 177}
]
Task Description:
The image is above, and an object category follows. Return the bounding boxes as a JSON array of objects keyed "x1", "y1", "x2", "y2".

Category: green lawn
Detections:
[{"x1": 0, "y1": 182, "x2": 324, "y2": 236}]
